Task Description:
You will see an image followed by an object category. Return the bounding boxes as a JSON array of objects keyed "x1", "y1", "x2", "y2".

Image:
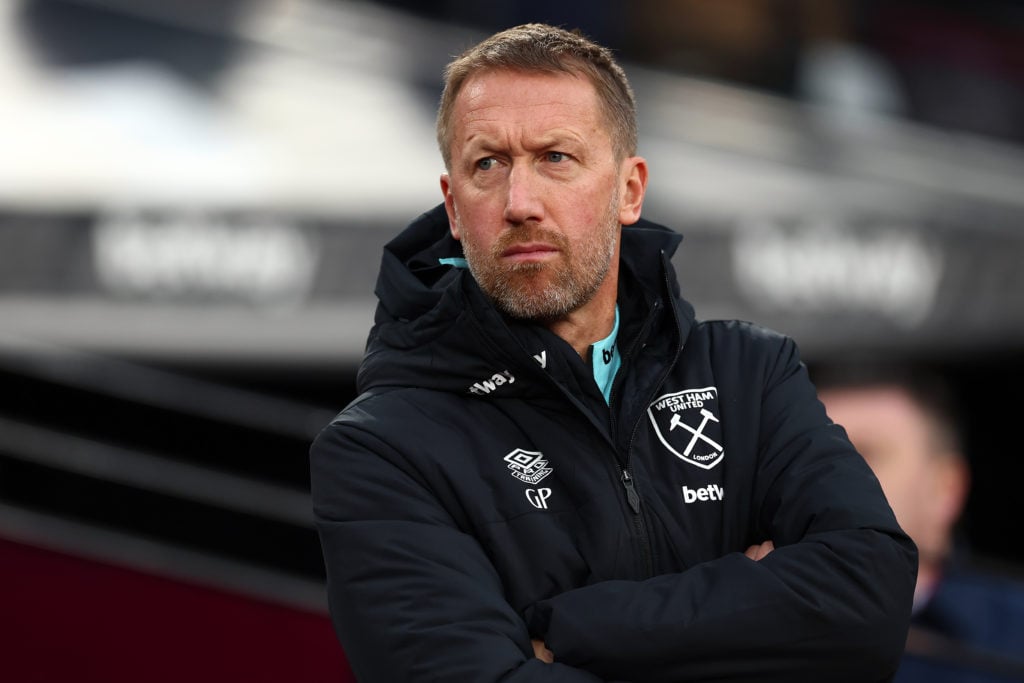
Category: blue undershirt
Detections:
[{"x1": 591, "y1": 305, "x2": 621, "y2": 404}]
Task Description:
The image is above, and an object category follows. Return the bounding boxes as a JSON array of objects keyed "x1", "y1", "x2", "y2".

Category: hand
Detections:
[
  {"x1": 532, "y1": 638, "x2": 554, "y2": 664},
  {"x1": 744, "y1": 540, "x2": 775, "y2": 561}
]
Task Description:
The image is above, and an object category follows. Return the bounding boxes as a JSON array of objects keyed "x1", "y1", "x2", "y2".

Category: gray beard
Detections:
[
  {"x1": 459, "y1": 195, "x2": 620, "y2": 321},
  {"x1": 470, "y1": 252, "x2": 610, "y2": 321}
]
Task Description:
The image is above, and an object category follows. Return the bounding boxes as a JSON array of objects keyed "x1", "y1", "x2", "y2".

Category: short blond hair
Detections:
[{"x1": 436, "y1": 23, "x2": 638, "y2": 169}]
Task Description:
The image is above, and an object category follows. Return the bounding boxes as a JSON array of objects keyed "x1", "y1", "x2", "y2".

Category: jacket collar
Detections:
[{"x1": 358, "y1": 204, "x2": 692, "y2": 397}]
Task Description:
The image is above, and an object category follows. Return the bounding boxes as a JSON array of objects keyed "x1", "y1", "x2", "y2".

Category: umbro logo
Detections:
[{"x1": 503, "y1": 448, "x2": 553, "y2": 485}]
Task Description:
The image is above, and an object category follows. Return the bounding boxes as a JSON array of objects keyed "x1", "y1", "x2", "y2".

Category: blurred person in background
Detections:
[
  {"x1": 818, "y1": 365, "x2": 1024, "y2": 682},
  {"x1": 311, "y1": 23, "x2": 915, "y2": 682}
]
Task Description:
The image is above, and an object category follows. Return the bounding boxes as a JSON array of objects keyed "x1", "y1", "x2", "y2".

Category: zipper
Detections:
[
  {"x1": 612, "y1": 255, "x2": 687, "y2": 578},
  {"x1": 608, "y1": 299, "x2": 661, "y2": 438},
  {"x1": 620, "y1": 468, "x2": 641, "y2": 514},
  {"x1": 620, "y1": 466, "x2": 654, "y2": 577},
  {"x1": 608, "y1": 300, "x2": 662, "y2": 578}
]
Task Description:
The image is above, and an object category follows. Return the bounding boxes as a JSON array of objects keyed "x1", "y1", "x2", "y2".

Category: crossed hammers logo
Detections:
[{"x1": 669, "y1": 409, "x2": 723, "y2": 457}]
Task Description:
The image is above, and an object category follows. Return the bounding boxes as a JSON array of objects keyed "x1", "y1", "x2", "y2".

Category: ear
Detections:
[
  {"x1": 618, "y1": 156, "x2": 648, "y2": 226},
  {"x1": 440, "y1": 173, "x2": 461, "y2": 240}
]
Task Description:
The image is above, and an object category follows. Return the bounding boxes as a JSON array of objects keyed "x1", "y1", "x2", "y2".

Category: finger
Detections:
[
  {"x1": 754, "y1": 540, "x2": 775, "y2": 561},
  {"x1": 745, "y1": 540, "x2": 775, "y2": 561},
  {"x1": 532, "y1": 639, "x2": 554, "y2": 664}
]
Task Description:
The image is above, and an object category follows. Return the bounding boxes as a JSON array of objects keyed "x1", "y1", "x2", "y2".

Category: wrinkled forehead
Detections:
[{"x1": 451, "y1": 69, "x2": 606, "y2": 135}]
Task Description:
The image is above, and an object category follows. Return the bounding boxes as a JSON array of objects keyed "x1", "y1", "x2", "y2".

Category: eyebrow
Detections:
[{"x1": 462, "y1": 130, "x2": 587, "y2": 155}]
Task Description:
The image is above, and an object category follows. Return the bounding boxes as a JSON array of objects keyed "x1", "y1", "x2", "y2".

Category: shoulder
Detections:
[
  {"x1": 309, "y1": 387, "x2": 462, "y2": 504},
  {"x1": 312, "y1": 387, "x2": 437, "y2": 463},
  {"x1": 687, "y1": 319, "x2": 802, "y2": 376},
  {"x1": 314, "y1": 387, "x2": 444, "y2": 444},
  {"x1": 692, "y1": 318, "x2": 792, "y2": 346},
  {"x1": 676, "y1": 319, "x2": 825, "y2": 434}
]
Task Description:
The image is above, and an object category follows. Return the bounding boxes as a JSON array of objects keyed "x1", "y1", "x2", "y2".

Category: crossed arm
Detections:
[{"x1": 530, "y1": 541, "x2": 777, "y2": 666}]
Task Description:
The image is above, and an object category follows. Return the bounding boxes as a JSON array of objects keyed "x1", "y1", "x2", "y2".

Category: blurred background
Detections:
[{"x1": 1, "y1": 0, "x2": 1022, "y2": 680}]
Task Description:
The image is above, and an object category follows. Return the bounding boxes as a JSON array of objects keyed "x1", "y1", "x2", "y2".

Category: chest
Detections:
[{"x1": 401, "y1": 382, "x2": 761, "y2": 608}]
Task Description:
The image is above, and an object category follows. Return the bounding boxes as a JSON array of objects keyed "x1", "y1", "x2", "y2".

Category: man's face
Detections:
[
  {"x1": 440, "y1": 69, "x2": 644, "y2": 321},
  {"x1": 818, "y1": 385, "x2": 966, "y2": 565}
]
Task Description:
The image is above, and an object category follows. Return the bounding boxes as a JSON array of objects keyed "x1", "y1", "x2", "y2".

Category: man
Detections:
[
  {"x1": 818, "y1": 368, "x2": 1024, "y2": 682},
  {"x1": 311, "y1": 24, "x2": 916, "y2": 682}
]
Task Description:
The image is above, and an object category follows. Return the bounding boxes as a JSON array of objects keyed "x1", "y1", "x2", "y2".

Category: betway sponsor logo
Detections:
[
  {"x1": 469, "y1": 370, "x2": 515, "y2": 396},
  {"x1": 682, "y1": 484, "x2": 724, "y2": 504}
]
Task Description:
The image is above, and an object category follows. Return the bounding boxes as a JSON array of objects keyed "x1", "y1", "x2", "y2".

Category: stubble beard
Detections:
[{"x1": 459, "y1": 195, "x2": 620, "y2": 322}]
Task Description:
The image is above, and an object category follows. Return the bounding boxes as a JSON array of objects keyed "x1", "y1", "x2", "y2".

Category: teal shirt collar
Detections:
[{"x1": 591, "y1": 305, "x2": 621, "y2": 404}]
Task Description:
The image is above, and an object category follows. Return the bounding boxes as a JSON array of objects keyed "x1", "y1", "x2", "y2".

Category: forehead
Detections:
[{"x1": 451, "y1": 69, "x2": 606, "y2": 140}]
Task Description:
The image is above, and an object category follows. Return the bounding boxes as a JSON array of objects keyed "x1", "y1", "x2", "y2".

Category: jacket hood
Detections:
[{"x1": 356, "y1": 204, "x2": 691, "y2": 397}]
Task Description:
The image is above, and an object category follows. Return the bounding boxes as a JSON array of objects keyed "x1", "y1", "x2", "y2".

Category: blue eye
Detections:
[
  {"x1": 477, "y1": 157, "x2": 496, "y2": 170},
  {"x1": 546, "y1": 152, "x2": 567, "y2": 163}
]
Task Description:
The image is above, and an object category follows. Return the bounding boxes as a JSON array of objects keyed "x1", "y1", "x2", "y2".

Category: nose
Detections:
[{"x1": 503, "y1": 164, "x2": 544, "y2": 226}]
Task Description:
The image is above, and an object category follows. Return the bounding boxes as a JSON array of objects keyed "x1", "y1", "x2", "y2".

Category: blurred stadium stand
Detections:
[{"x1": 1, "y1": 0, "x2": 1023, "y2": 680}]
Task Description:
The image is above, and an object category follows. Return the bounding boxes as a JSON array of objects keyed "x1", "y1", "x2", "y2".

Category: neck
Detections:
[{"x1": 545, "y1": 273, "x2": 618, "y2": 358}]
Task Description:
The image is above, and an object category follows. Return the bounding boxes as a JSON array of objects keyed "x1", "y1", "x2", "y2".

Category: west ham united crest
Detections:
[{"x1": 648, "y1": 387, "x2": 725, "y2": 470}]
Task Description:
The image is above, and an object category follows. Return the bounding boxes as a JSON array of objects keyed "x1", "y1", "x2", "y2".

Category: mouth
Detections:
[{"x1": 501, "y1": 242, "x2": 559, "y2": 263}]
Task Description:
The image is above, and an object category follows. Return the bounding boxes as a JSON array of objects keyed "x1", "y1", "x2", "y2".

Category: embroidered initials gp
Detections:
[{"x1": 526, "y1": 488, "x2": 553, "y2": 509}]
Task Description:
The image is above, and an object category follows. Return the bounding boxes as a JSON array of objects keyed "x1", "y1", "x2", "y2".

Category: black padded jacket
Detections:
[{"x1": 310, "y1": 204, "x2": 917, "y2": 682}]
